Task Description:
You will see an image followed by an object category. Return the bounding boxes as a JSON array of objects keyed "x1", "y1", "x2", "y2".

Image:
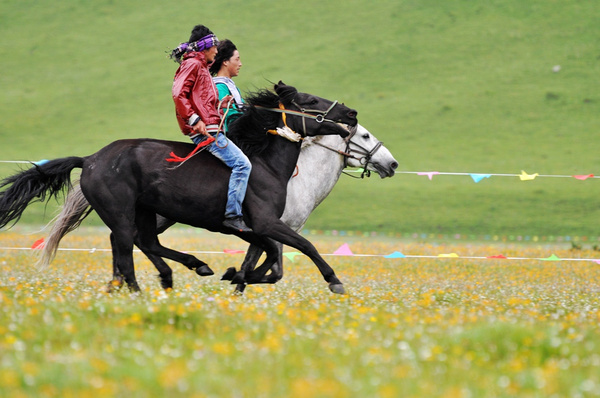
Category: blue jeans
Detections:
[{"x1": 192, "y1": 132, "x2": 251, "y2": 218}]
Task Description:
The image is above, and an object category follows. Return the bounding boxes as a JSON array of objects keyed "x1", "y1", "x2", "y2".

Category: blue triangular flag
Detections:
[
  {"x1": 470, "y1": 174, "x2": 491, "y2": 183},
  {"x1": 384, "y1": 251, "x2": 406, "y2": 258}
]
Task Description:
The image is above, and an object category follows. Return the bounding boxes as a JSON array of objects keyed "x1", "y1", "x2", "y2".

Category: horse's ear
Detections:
[
  {"x1": 274, "y1": 81, "x2": 286, "y2": 91},
  {"x1": 274, "y1": 81, "x2": 297, "y2": 105}
]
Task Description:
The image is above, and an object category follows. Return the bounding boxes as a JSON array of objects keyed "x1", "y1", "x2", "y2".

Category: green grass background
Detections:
[{"x1": 1, "y1": 0, "x2": 599, "y2": 238}]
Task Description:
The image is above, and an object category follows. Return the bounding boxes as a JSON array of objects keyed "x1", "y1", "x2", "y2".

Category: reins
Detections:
[{"x1": 256, "y1": 99, "x2": 341, "y2": 137}]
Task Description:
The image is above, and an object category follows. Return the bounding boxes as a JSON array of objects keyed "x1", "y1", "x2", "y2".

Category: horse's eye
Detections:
[
  {"x1": 362, "y1": 133, "x2": 370, "y2": 139},
  {"x1": 309, "y1": 99, "x2": 318, "y2": 105}
]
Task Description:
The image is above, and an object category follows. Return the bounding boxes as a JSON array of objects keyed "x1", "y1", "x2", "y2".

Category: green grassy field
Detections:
[
  {"x1": 1, "y1": 229, "x2": 600, "y2": 397},
  {"x1": 1, "y1": 0, "x2": 599, "y2": 235}
]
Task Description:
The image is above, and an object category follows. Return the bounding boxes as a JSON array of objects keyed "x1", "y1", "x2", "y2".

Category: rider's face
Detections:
[
  {"x1": 225, "y1": 50, "x2": 242, "y2": 78},
  {"x1": 204, "y1": 46, "x2": 218, "y2": 63}
]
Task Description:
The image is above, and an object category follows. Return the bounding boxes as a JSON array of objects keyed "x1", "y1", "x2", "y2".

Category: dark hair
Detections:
[
  {"x1": 189, "y1": 24, "x2": 213, "y2": 42},
  {"x1": 170, "y1": 24, "x2": 214, "y2": 63},
  {"x1": 209, "y1": 39, "x2": 238, "y2": 76}
]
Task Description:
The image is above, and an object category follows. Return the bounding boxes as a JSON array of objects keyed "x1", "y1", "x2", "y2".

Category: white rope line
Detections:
[
  {"x1": 2, "y1": 161, "x2": 596, "y2": 180},
  {"x1": 0, "y1": 160, "x2": 44, "y2": 164},
  {"x1": 344, "y1": 169, "x2": 598, "y2": 180},
  {"x1": 1, "y1": 246, "x2": 598, "y2": 263}
]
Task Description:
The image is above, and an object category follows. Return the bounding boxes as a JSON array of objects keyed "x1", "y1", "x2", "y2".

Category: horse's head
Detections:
[
  {"x1": 345, "y1": 124, "x2": 398, "y2": 178},
  {"x1": 274, "y1": 81, "x2": 357, "y2": 138}
]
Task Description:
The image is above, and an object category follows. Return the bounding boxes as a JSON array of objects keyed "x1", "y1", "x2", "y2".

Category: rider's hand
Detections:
[
  {"x1": 220, "y1": 95, "x2": 234, "y2": 108},
  {"x1": 192, "y1": 120, "x2": 210, "y2": 136}
]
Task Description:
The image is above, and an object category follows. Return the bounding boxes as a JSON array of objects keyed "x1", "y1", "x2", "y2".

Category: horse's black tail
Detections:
[{"x1": 0, "y1": 156, "x2": 84, "y2": 229}]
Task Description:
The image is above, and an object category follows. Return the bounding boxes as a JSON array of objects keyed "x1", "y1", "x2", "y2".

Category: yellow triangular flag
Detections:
[
  {"x1": 438, "y1": 253, "x2": 459, "y2": 258},
  {"x1": 519, "y1": 170, "x2": 539, "y2": 181}
]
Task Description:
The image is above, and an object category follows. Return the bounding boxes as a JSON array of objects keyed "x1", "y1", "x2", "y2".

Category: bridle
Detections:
[
  {"x1": 259, "y1": 101, "x2": 382, "y2": 178},
  {"x1": 313, "y1": 125, "x2": 384, "y2": 179},
  {"x1": 256, "y1": 96, "x2": 383, "y2": 178},
  {"x1": 256, "y1": 98, "x2": 344, "y2": 137}
]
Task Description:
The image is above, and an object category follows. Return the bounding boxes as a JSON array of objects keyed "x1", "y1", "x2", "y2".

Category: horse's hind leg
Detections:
[
  {"x1": 140, "y1": 252, "x2": 174, "y2": 290},
  {"x1": 102, "y1": 223, "x2": 139, "y2": 292},
  {"x1": 134, "y1": 209, "x2": 214, "y2": 282},
  {"x1": 107, "y1": 232, "x2": 125, "y2": 292},
  {"x1": 108, "y1": 231, "x2": 175, "y2": 291},
  {"x1": 83, "y1": 201, "x2": 139, "y2": 291},
  {"x1": 109, "y1": 215, "x2": 178, "y2": 290}
]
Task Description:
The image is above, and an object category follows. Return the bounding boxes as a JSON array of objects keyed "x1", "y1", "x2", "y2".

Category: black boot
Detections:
[{"x1": 223, "y1": 216, "x2": 252, "y2": 233}]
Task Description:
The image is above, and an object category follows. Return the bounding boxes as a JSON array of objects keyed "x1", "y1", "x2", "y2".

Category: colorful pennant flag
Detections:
[
  {"x1": 384, "y1": 251, "x2": 406, "y2": 258},
  {"x1": 540, "y1": 254, "x2": 561, "y2": 261},
  {"x1": 417, "y1": 171, "x2": 439, "y2": 180},
  {"x1": 333, "y1": 243, "x2": 354, "y2": 256},
  {"x1": 31, "y1": 238, "x2": 45, "y2": 249},
  {"x1": 519, "y1": 170, "x2": 539, "y2": 181},
  {"x1": 283, "y1": 252, "x2": 303, "y2": 262},
  {"x1": 470, "y1": 174, "x2": 492, "y2": 183}
]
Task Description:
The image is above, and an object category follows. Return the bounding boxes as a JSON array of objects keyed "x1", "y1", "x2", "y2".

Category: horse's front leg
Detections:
[
  {"x1": 253, "y1": 219, "x2": 345, "y2": 294},
  {"x1": 228, "y1": 236, "x2": 279, "y2": 286},
  {"x1": 222, "y1": 239, "x2": 284, "y2": 287},
  {"x1": 242, "y1": 240, "x2": 284, "y2": 284}
]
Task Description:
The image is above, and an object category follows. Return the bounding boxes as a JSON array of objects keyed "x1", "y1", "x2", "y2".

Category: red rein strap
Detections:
[
  {"x1": 167, "y1": 100, "x2": 233, "y2": 163},
  {"x1": 165, "y1": 136, "x2": 215, "y2": 163}
]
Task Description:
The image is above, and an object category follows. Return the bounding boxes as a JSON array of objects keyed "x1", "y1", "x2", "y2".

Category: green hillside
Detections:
[{"x1": 1, "y1": 0, "x2": 599, "y2": 238}]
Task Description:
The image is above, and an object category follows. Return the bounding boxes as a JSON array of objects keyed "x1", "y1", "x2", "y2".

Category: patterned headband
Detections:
[
  {"x1": 170, "y1": 34, "x2": 219, "y2": 63},
  {"x1": 185, "y1": 34, "x2": 218, "y2": 52}
]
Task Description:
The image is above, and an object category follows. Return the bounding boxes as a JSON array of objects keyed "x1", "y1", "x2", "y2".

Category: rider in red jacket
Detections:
[
  {"x1": 170, "y1": 25, "x2": 252, "y2": 233},
  {"x1": 172, "y1": 51, "x2": 221, "y2": 136}
]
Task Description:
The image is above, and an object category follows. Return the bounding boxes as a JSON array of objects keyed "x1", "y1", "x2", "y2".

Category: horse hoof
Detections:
[
  {"x1": 195, "y1": 265, "x2": 214, "y2": 277},
  {"x1": 159, "y1": 280, "x2": 173, "y2": 290},
  {"x1": 329, "y1": 283, "x2": 346, "y2": 295},
  {"x1": 221, "y1": 267, "x2": 237, "y2": 281},
  {"x1": 234, "y1": 284, "x2": 247, "y2": 294},
  {"x1": 106, "y1": 279, "x2": 123, "y2": 293}
]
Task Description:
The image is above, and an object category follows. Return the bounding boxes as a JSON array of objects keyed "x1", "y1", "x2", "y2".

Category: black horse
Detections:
[{"x1": 0, "y1": 82, "x2": 357, "y2": 294}]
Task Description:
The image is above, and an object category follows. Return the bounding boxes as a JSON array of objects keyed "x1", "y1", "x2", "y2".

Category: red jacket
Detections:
[{"x1": 172, "y1": 52, "x2": 222, "y2": 135}]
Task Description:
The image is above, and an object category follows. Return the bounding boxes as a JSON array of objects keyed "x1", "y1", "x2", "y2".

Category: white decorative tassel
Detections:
[{"x1": 275, "y1": 126, "x2": 302, "y2": 142}]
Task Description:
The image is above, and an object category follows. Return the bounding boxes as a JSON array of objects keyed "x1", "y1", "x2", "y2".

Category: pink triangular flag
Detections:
[
  {"x1": 417, "y1": 171, "x2": 439, "y2": 180},
  {"x1": 223, "y1": 249, "x2": 245, "y2": 254},
  {"x1": 333, "y1": 243, "x2": 354, "y2": 256},
  {"x1": 573, "y1": 174, "x2": 594, "y2": 180},
  {"x1": 31, "y1": 238, "x2": 45, "y2": 250}
]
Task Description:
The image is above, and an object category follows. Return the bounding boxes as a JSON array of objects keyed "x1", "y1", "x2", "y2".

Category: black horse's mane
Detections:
[{"x1": 226, "y1": 87, "x2": 294, "y2": 157}]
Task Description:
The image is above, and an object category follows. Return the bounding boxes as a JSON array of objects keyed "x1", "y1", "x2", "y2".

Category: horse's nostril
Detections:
[{"x1": 391, "y1": 161, "x2": 399, "y2": 170}]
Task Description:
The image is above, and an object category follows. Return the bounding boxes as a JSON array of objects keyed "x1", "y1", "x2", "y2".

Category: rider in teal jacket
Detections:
[{"x1": 209, "y1": 39, "x2": 244, "y2": 132}]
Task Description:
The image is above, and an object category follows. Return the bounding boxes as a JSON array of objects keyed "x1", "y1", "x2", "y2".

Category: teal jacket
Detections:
[{"x1": 214, "y1": 79, "x2": 244, "y2": 131}]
